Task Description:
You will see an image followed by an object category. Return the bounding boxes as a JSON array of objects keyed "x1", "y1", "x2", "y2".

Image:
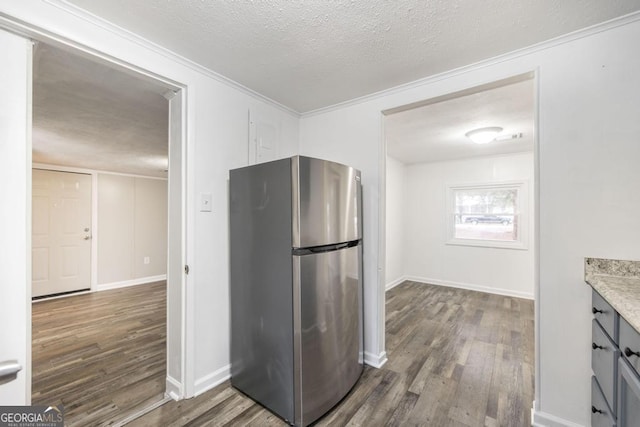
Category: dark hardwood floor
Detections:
[
  {"x1": 31, "y1": 281, "x2": 167, "y2": 426},
  {"x1": 129, "y1": 281, "x2": 534, "y2": 427}
]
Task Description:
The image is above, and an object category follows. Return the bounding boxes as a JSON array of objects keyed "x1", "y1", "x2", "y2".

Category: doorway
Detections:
[
  {"x1": 381, "y1": 73, "x2": 536, "y2": 298},
  {"x1": 27, "y1": 39, "x2": 185, "y2": 423},
  {"x1": 379, "y1": 73, "x2": 538, "y2": 422}
]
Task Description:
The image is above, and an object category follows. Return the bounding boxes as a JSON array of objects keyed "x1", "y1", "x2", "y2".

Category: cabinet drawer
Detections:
[
  {"x1": 618, "y1": 357, "x2": 640, "y2": 427},
  {"x1": 593, "y1": 319, "x2": 620, "y2": 413},
  {"x1": 620, "y1": 317, "x2": 640, "y2": 372},
  {"x1": 592, "y1": 376, "x2": 616, "y2": 427},
  {"x1": 593, "y1": 289, "x2": 619, "y2": 344}
]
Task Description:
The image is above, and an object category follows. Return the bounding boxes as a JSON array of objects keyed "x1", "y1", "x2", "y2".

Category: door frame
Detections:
[
  {"x1": 0, "y1": 18, "x2": 190, "y2": 401},
  {"x1": 378, "y1": 70, "x2": 540, "y2": 407}
]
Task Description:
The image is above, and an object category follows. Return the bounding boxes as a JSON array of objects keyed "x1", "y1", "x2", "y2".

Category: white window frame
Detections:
[{"x1": 446, "y1": 180, "x2": 529, "y2": 250}]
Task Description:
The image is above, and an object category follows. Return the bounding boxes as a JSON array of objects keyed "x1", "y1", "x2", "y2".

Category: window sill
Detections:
[{"x1": 446, "y1": 238, "x2": 528, "y2": 250}]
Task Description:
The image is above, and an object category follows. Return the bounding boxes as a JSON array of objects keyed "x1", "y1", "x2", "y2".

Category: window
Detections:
[{"x1": 447, "y1": 181, "x2": 527, "y2": 249}]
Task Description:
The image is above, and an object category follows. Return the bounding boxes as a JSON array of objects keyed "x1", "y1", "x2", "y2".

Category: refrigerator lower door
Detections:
[{"x1": 292, "y1": 243, "x2": 363, "y2": 426}]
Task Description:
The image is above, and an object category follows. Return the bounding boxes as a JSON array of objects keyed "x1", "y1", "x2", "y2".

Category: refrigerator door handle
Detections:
[
  {"x1": 293, "y1": 240, "x2": 360, "y2": 256},
  {"x1": 310, "y1": 242, "x2": 349, "y2": 252}
]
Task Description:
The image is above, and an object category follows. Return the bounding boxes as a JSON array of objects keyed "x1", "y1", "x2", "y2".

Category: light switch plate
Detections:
[{"x1": 200, "y1": 193, "x2": 212, "y2": 212}]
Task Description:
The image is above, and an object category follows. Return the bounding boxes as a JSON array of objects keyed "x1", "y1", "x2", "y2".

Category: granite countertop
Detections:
[{"x1": 585, "y1": 257, "x2": 640, "y2": 333}]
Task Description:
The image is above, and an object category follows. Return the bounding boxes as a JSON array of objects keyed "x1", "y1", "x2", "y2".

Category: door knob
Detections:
[
  {"x1": 625, "y1": 347, "x2": 640, "y2": 358},
  {"x1": 0, "y1": 360, "x2": 22, "y2": 379},
  {"x1": 83, "y1": 235, "x2": 92, "y2": 240}
]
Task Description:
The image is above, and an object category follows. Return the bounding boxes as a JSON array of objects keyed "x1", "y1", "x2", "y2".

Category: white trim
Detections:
[
  {"x1": 41, "y1": 0, "x2": 299, "y2": 118},
  {"x1": 94, "y1": 275, "x2": 167, "y2": 292},
  {"x1": 531, "y1": 408, "x2": 583, "y2": 427},
  {"x1": 25, "y1": 38, "x2": 34, "y2": 404},
  {"x1": 32, "y1": 163, "x2": 168, "y2": 180},
  {"x1": 302, "y1": 11, "x2": 640, "y2": 117},
  {"x1": 0, "y1": 14, "x2": 183, "y2": 92},
  {"x1": 193, "y1": 364, "x2": 231, "y2": 397},
  {"x1": 532, "y1": 68, "x2": 542, "y2": 415},
  {"x1": 364, "y1": 351, "x2": 388, "y2": 368},
  {"x1": 377, "y1": 112, "x2": 387, "y2": 364},
  {"x1": 385, "y1": 276, "x2": 407, "y2": 291},
  {"x1": 165, "y1": 375, "x2": 183, "y2": 401},
  {"x1": 405, "y1": 276, "x2": 534, "y2": 300}
]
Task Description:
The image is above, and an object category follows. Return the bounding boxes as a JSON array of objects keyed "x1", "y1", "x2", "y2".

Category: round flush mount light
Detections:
[{"x1": 465, "y1": 126, "x2": 503, "y2": 144}]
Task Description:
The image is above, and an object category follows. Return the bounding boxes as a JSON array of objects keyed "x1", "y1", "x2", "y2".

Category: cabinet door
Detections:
[
  {"x1": 593, "y1": 319, "x2": 620, "y2": 414},
  {"x1": 592, "y1": 376, "x2": 616, "y2": 427},
  {"x1": 618, "y1": 358, "x2": 640, "y2": 427}
]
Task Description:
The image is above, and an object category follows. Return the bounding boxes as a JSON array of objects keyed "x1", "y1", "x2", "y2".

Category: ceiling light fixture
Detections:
[{"x1": 465, "y1": 126, "x2": 503, "y2": 144}]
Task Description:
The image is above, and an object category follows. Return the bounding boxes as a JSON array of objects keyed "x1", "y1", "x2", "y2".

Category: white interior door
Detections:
[
  {"x1": 32, "y1": 169, "x2": 92, "y2": 297},
  {"x1": 0, "y1": 28, "x2": 31, "y2": 405}
]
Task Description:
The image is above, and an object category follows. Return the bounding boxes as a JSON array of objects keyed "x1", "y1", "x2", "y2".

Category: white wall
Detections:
[
  {"x1": 300, "y1": 16, "x2": 640, "y2": 426},
  {"x1": 0, "y1": 0, "x2": 299, "y2": 399},
  {"x1": 384, "y1": 156, "x2": 406, "y2": 288},
  {"x1": 97, "y1": 173, "x2": 167, "y2": 288},
  {"x1": 402, "y1": 153, "x2": 534, "y2": 299}
]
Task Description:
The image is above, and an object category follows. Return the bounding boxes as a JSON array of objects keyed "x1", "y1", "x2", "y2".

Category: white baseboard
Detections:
[
  {"x1": 404, "y1": 275, "x2": 534, "y2": 300},
  {"x1": 364, "y1": 351, "x2": 388, "y2": 368},
  {"x1": 165, "y1": 375, "x2": 182, "y2": 400},
  {"x1": 94, "y1": 274, "x2": 167, "y2": 292},
  {"x1": 531, "y1": 408, "x2": 584, "y2": 427},
  {"x1": 385, "y1": 276, "x2": 407, "y2": 291},
  {"x1": 194, "y1": 364, "x2": 231, "y2": 397}
]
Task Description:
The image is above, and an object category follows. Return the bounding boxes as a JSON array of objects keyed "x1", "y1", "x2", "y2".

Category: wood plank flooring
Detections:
[
  {"x1": 129, "y1": 281, "x2": 534, "y2": 427},
  {"x1": 32, "y1": 281, "x2": 167, "y2": 426}
]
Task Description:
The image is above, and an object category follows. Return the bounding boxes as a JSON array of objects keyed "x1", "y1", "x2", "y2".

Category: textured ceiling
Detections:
[
  {"x1": 64, "y1": 0, "x2": 640, "y2": 113},
  {"x1": 31, "y1": 1, "x2": 640, "y2": 175},
  {"x1": 385, "y1": 78, "x2": 534, "y2": 164},
  {"x1": 33, "y1": 43, "x2": 170, "y2": 177}
]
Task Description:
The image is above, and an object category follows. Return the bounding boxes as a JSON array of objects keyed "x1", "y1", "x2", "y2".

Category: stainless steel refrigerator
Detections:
[{"x1": 229, "y1": 155, "x2": 364, "y2": 426}]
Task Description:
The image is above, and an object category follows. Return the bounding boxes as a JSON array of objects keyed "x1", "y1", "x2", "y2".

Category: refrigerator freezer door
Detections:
[
  {"x1": 292, "y1": 156, "x2": 362, "y2": 248},
  {"x1": 293, "y1": 243, "x2": 364, "y2": 426}
]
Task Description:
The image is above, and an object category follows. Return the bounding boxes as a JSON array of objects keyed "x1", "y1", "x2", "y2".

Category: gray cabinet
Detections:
[
  {"x1": 591, "y1": 289, "x2": 640, "y2": 427},
  {"x1": 592, "y1": 289, "x2": 619, "y2": 425}
]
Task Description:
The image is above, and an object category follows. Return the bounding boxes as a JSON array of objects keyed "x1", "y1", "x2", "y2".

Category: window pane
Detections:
[{"x1": 453, "y1": 187, "x2": 518, "y2": 242}]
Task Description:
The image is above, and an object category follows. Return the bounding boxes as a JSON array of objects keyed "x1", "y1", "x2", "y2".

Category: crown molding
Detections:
[
  {"x1": 301, "y1": 10, "x2": 640, "y2": 118},
  {"x1": 43, "y1": 0, "x2": 300, "y2": 118}
]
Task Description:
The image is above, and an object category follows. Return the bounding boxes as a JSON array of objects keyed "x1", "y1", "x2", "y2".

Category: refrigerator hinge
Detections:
[{"x1": 184, "y1": 265, "x2": 190, "y2": 275}]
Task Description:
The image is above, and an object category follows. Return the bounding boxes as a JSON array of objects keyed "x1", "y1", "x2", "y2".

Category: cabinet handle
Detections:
[
  {"x1": 592, "y1": 342, "x2": 605, "y2": 350},
  {"x1": 592, "y1": 307, "x2": 604, "y2": 314},
  {"x1": 592, "y1": 405, "x2": 603, "y2": 414},
  {"x1": 624, "y1": 347, "x2": 640, "y2": 358}
]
